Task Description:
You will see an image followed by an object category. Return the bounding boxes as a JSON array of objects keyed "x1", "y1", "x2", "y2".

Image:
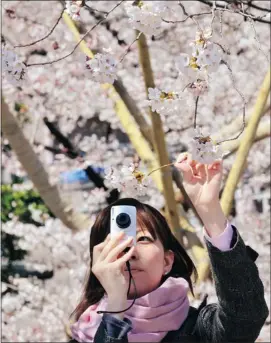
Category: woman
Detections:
[{"x1": 69, "y1": 153, "x2": 268, "y2": 343}]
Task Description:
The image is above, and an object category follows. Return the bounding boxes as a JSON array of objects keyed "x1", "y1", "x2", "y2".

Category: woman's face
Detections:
[{"x1": 123, "y1": 227, "x2": 174, "y2": 299}]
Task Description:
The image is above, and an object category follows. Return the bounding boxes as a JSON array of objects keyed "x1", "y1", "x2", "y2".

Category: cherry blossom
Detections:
[
  {"x1": 175, "y1": 29, "x2": 223, "y2": 82},
  {"x1": 125, "y1": 1, "x2": 169, "y2": 36},
  {"x1": 191, "y1": 132, "x2": 224, "y2": 164},
  {"x1": 146, "y1": 87, "x2": 189, "y2": 116},
  {"x1": 105, "y1": 163, "x2": 151, "y2": 197},
  {"x1": 85, "y1": 52, "x2": 117, "y2": 84},
  {"x1": 175, "y1": 53, "x2": 202, "y2": 80},
  {"x1": 65, "y1": 1, "x2": 83, "y2": 21},
  {"x1": 194, "y1": 42, "x2": 222, "y2": 74}
]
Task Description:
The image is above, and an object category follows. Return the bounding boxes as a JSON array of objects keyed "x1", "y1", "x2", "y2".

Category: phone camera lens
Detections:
[{"x1": 116, "y1": 213, "x2": 131, "y2": 229}]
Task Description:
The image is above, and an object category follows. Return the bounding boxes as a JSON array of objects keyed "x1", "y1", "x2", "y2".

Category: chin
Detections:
[
  {"x1": 128, "y1": 287, "x2": 151, "y2": 299},
  {"x1": 128, "y1": 290, "x2": 143, "y2": 299}
]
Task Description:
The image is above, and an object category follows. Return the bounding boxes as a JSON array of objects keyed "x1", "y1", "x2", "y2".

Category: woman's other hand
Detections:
[
  {"x1": 175, "y1": 152, "x2": 227, "y2": 237},
  {"x1": 175, "y1": 152, "x2": 222, "y2": 210}
]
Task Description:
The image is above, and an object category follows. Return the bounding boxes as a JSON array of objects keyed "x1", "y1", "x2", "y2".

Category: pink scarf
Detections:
[{"x1": 71, "y1": 277, "x2": 190, "y2": 342}]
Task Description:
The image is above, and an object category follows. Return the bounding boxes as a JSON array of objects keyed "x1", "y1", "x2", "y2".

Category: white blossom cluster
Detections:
[
  {"x1": 146, "y1": 88, "x2": 224, "y2": 163},
  {"x1": 105, "y1": 163, "x2": 152, "y2": 197},
  {"x1": 65, "y1": 0, "x2": 83, "y2": 21},
  {"x1": 125, "y1": 1, "x2": 170, "y2": 36},
  {"x1": 175, "y1": 28, "x2": 223, "y2": 84},
  {"x1": 146, "y1": 87, "x2": 190, "y2": 117},
  {"x1": 1, "y1": 48, "x2": 27, "y2": 86},
  {"x1": 85, "y1": 52, "x2": 117, "y2": 84},
  {"x1": 190, "y1": 128, "x2": 225, "y2": 164}
]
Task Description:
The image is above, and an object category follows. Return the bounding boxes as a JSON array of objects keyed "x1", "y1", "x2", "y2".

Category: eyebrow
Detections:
[{"x1": 136, "y1": 229, "x2": 149, "y2": 234}]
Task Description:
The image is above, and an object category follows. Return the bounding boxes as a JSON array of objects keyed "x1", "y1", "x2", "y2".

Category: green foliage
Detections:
[
  {"x1": 1, "y1": 184, "x2": 55, "y2": 265},
  {"x1": 1, "y1": 184, "x2": 54, "y2": 224}
]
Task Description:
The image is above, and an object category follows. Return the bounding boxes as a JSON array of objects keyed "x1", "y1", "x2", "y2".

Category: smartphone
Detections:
[{"x1": 110, "y1": 205, "x2": 137, "y2": 246}]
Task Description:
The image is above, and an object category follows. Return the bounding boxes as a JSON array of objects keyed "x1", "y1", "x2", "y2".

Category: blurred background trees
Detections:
[{"x1": 1, "y1": 1, "x2": 270, "y2": 341}]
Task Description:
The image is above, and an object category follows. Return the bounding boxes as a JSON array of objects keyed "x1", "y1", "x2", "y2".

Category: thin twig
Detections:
[
  {"x1": 194, "y1": 96, "x2": 199, "y2": 129},
  {"x1": 178, "y1": 1, "x2": 189, "y2": 16},
  {"x1": 213, "y1": 41, "x2": 230, "y2": 55},
  {"x1": 118, "y1": 32, "x2": 142, "y2": 64},
  {"x1": 163, "y1": 1, "x2": 212, "y2": 25},
  {"x1": 14, "y1": 8, "x2": 65, "y2": 48},
  {"x1": 197, "y1": 0, "x2": 271, "y2": 24},
  {"x1": 191, "y1": 16, "x2": 203, "y2": 32},
  {"x1": 248, "y1": 17, "x2": 270, "y2": 63},
  {"x1": 216, "y1": 60, "x2": 246, "y2": 144},
  {"x1": 219, "y1": 9, "x2": 223, "y2": 37},
  {"x1": 25, "y1": 0, "x2": 124, "y2": 67},
  {"x1": 162, "y1": 9, "x2": 206, "y2": 24},
  {"x1": 147, "y1": 163, "x2": 175, "y2": 177},
  {"x1": 210, "y1": 0, "x2": 217, "y2": 35},
  {"x1": 164, "y1": 4, "x2": 270, "y2": 25},
  {"x1": 242, "y1": 1, "x2": 271, "y2": 13}
]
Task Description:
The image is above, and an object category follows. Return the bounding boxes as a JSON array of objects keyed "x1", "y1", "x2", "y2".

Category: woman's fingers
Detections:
[
  {"x1": 175, "y1": 153, "x2": 223, "y2": 183},
  {"x1": 175, "y1": 153, "x2": 194, "y2": 182},
  {"x1": 113, "y1": 245, "x2": 135, "y2": 269},
  {"x1": 98, "y1": 231, "x2": 126, "y2": 262},
  {"x1": 105, "y1": 236, "x2": 134, "y2": 263},
  {"x1": 206, "y1": 160, "x2": 223, "y2": 182},
  {"x1": 195, "y1": 163, "x2": 207, "y2": 181},
  {"x1": 207, "y1": 159, "x2": 223, "y2": 171}
]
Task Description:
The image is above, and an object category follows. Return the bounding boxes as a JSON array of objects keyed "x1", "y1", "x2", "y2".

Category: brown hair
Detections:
[{"x1": 70, "y1": 198, "x2": 198, "y2": 321}]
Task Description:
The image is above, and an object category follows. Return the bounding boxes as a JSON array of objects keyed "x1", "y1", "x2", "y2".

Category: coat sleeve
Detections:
[{"x1": 195, "y1": 226, "x2": 269, "y2": 343}]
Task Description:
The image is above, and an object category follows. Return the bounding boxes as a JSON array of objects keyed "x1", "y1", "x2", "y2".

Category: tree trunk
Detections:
[
  {"x1": 221, "y1": 68, "x2": 271, "y2": 216},
  {"x1": 1, "y1": 100, "x2": 91, "y2": 232}
]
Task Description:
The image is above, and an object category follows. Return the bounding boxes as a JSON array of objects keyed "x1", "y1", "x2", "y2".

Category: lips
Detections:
[{"x1": 124, "y1": 268, "x2": 142, "y2": 272}]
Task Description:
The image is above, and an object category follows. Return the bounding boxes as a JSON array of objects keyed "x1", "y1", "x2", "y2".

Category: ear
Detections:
[{"x1": 164, "y1": 250, "x2": 174, "y2": 274}]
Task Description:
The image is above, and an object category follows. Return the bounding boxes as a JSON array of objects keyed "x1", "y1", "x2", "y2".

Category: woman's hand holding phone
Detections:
[{"x1": 92, "y1": 231, "x2": 135, "y2": 319}]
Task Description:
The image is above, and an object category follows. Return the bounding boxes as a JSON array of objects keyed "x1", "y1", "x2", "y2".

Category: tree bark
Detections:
[{"x1": 1, "y1": 100, "x2": 91, "y2": 232}]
